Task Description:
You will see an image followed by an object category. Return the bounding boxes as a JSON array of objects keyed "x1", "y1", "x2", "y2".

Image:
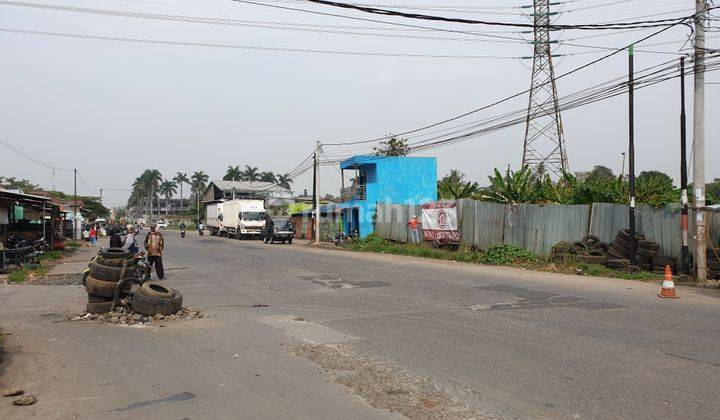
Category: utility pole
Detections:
[
  {"x1": 313, "y1": 141, "x2": 321, "y2": 244},
  {"x1": 628, "y1": 45, "x2": 637, "y2": 267},
  {"x1": 679, "y1": 57, "x2": 690, "y2": 275},
  {"x1": 693, "y1": 0, "x2": 707, "y2": 281},
  {"x1": 73, "y1": 168, "x2": 78, "y2": 241}
]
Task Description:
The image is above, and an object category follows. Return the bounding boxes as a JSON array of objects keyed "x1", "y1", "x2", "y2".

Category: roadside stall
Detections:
[{"x1": 0, "y1": 190, "x2": 61, "y2": 269}]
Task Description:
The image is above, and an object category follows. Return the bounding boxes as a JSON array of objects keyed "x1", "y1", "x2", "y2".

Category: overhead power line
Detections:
[
  {"x1": 0, "y1": 27, "x2": 537, "y2": 59},
  {"x1": 0, "y1": 134, "x2": 72, "y2": 172},
  {"x1": 322, "y1": 18, "x2": 692, "y2": 147},
  {"x1": 303, "y1": 0, "x2": 707, "y2": 30}
]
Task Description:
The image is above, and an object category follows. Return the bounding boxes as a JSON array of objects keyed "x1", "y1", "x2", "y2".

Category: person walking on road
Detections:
[
  {"x1": 144, "y1": 223, "x2": 165, "y2": 279},
  {"x1": 408, "y1": 214, "x2": 421, "y2": 244},
  {"x1": 89, "y1": 225, "x2": 97, "y2": 247}
]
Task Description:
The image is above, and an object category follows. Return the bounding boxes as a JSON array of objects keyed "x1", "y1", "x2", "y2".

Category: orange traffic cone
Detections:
[{"x1": 658, "y1": 265, "x2": 678, "y2": 299}]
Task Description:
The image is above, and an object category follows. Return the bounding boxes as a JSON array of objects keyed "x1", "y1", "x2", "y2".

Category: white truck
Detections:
[
  {"x1": 206, "y1": 199, "x2": 266, "y2": 239},
  {"x1": 205, "y1": 201, "x2": 224, "y2": 236},
  {"x1": 223, "y1": 199, "x2": 267, "y2": 239}
]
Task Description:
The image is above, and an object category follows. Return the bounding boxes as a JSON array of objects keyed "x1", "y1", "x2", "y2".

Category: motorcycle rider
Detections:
[
  {"x1": 121, "y1": 224, "x2": 139, "y2": 254},
  {"x1": 179, "y1": 221, "x2": 186, "y2": 238}
]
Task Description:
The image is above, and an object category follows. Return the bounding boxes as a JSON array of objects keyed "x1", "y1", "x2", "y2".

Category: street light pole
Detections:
[{"x1": 73, "y1": 168, "x2": 78, "y2": 241}]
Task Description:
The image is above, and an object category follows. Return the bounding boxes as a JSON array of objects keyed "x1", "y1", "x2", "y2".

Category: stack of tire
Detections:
[
  {"x1": 85, "y1": 248, "x2": 136, "y2": 314},
  {"x1": 651, "y1": 254, "x2": 677, "y2": 274},
  {"x1": 606, "y1": 229, "x2": 660, "y2": 271},
  {"x1": 132, "y1": 281, "x2": 183, "y2": 316},
  {"x1": 573, "y1": 235, "x2": 610, "y2": 265},
  {"x1": 706, "y1": 248, "x2": 719, "y2": 280}
]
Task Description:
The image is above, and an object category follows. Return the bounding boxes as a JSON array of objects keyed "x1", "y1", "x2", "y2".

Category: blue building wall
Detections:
[{"x1": 340, "y1": 155, "x2": 437, "y2": 238}]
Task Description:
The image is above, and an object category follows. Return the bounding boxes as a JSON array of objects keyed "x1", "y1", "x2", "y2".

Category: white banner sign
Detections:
[{"x1": 421, "y1": 202, "x2": 459, "y2": 242}]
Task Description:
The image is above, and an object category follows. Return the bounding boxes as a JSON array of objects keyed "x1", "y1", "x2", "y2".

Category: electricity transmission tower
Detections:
[{"x1": 521, "y1": 0, "x2": 568, "y2": 176}]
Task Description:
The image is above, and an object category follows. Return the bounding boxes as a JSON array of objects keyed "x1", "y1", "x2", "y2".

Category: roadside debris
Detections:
[
  {"x1": 12, "y1": 394, "x2": 36, "y2": 406},
  {"x1": 290, "y1": 343, "x2": 485, "y2": 418},
  {"x1": 68, "y1": 306, "x2": 204, "y2": 326},
  {"x1": 2, "y1": 386, "x2": 24, "y2": 397}
]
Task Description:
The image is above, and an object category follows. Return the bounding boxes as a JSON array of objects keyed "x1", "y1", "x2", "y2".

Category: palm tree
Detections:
[
  {"x1": 138, "y1": 169, "x2": 162, "y2": 218},
  {"x1": 242, "y1": 166, "x2": 260, "y2": 182},
  {"x1": 224, "y1": 165, "x2": 242, "y2": 182},
  {"x1": 191, "y1": 171, "x2": 209, "y2": 219},
  {"x1": 173, "y1": 172, "x2": 190, "y2": 212},
  {"x1": 158, "y1": 180, "x2": 178, "y2": 216},
  {"x1": 260, "y1": 171, "x2": 276, "y2": 183},
  {"x1": 437, "y1": 170, "x2": 479, "y2": 200},
  {"x1": 276, "y1": 173, "x2": 293, "y2": 190}
]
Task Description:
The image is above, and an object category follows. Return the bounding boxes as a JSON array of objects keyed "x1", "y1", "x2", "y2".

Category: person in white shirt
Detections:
[{"x1": 122, "y1": 224, "x2": 138, "y2": 254}]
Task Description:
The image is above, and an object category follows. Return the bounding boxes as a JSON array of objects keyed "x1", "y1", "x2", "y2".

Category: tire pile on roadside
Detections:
[
  {"x1": 85, "y1": 248, "x2": 135, "y2": 313},
  {"x1": 551, "y1": 235, "x2": 609, "y2": 265},
  {"x1": 606, "y1": 229, "x2": 662, "y2": 271},
  {"x1": 708, "y1": 248, "x2": 720, "y2": 280},
  {"x1": 84, "y1": 247, "x2": 183, "y2": 316}
]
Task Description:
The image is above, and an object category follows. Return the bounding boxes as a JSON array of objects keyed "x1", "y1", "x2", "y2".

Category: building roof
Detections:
[
  {"x1": 0, "y1": 189, "x2": 53, "y2": 205},
  {"x1": 207, "y1": 180, "x2": 291, "y2": 194},
  {"x1": 340, "y1": 154, "x2": 436, "y2": 170}
]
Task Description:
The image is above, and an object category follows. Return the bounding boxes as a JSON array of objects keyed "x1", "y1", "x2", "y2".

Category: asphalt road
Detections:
[{"x1": 1, "y1": 232, "x2": 720, "y2": 419}]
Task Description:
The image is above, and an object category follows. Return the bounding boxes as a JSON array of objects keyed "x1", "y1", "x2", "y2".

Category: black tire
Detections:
[
  {"x1": 99, "y1": 248, "x2": 131, "y2": 260},
  {"x1": 82, "y1": 270, "x2": 89, "y2": 287},
  {"x1": 581, "y1": 234, "x2": 601, "y2": 248},
  {"x1": 592, "y1": 242, "x2": 609, "y2": 254},
  {"x1": 95, "y1": 255, "x2": 137, "y2": 268},
  {"x1": 86, "y1": 301, "x2": 113, "y2": 314},
  {"x1": 707, "y1": 260, "x2": 720, "y2": 271},
  {"x1": 608, "y1": 243, "x2": 629, "y2": 257},
  {"x1": 140, "y1": 281, "x2": 174, "y2": 299},
  {"x1": 613, "y1": 235, "x2": 633, "y2": 250},
  {"x1": 88, "y1": 261, "x2": 133, "y2": 282},
  {"x1": 87, "y1": 293, "x2": 113, "y2": 303},
  {"x1": 573, "y1": 241, "x2": 587, "y2": 254},
  {"x1": 708, "y1": 270, "x2": 720, "y2": 280},
  {"x1": 131, "y1": 289, "x2": 182, "y2": 316},
  {"x1": 636, "y1": 247, "x2": 659, "y2": 258},
  {"x1": 637, "y1": 240, "x2": 660, "y2": 251},
  {"x1": 136, "y1": 265, "x2": 151, "y2": 283},
  {"x1": 86, "y1": 276, "x2": 128, "y2": 298},
  {"x1": 653, "y1": 256, "x2": 677, "y2": 266},
  {"x1": 617, "y1": 229, "x2": 631, "y2": 242}
]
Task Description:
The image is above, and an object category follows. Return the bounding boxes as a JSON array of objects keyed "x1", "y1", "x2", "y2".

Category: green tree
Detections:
[
  {"x1": 437, "y1": 170, "x2": 479, "y2": 200},
  {"x1": 173, "y1": 172, "x2": 190, "y2": 212},
  {"x1": 191, "y1": 171, "x2": 209, "y2": 218},
  {"x1": 576, "y1": 165, "x2": 616, "y2": 183},
  {"x1": 373, "y1": 136, "x2": 409, "y2": 156},
  {"x1": 260, "y1": 171, "x2": 276, "y2": 183},
  {"x1": 482, "y1": 166, "x2": 538, "y2": 204},
  {"x1": 158, "y1": 180, "x2": 177, "y2": 216},
  {"x1": 242, "y1": 166, "x2": 260, "y2": 182},
  {"x1": 276, "y1": 173, "x2": 293, "y2": 190},
  {"x1": 223, "y1": 165, "x2": 242, "y2": 181},
  {"x1": 0, "y1": 176, "x2": 40, "y2": 192}
]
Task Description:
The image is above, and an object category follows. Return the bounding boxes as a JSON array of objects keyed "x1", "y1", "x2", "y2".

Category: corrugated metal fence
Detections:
[{"x1": 376, "y1": 200, "x2": 720, "y2": 256}]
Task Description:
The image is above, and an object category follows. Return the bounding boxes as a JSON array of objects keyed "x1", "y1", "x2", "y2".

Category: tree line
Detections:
[
  {"x1": 222, "y1": 165, "x2": 293, "y2": 190},
  {"x1": 437, "y1": 166, "x2": 720, "y2": 207},
  {"x1": 128, "y1": 170, "x2": 209, "y2": 218},
  {"x1": 127, "y1": 166, "x2": 295, "y2": 218}
]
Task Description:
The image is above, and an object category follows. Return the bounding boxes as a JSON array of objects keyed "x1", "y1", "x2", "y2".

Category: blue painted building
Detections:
[{"x1": 339, "y1": 155, "x2": 437, "y2": 238}]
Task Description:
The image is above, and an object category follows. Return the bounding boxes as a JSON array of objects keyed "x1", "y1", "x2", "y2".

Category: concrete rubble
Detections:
[{"x1": 67, "y1": 306, "x2": 205, "y2": 326}]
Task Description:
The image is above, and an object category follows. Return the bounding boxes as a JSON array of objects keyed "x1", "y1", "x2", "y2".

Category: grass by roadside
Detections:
[
  {"x1": 66, "y1": 241, "x2": 83, "y2": 248},
  {"x1": 5, "y1": 251, "x2": 63, "y2": 283},
  {"x1": 343, "y1": 234, "x2": 664, "y2": 282}
]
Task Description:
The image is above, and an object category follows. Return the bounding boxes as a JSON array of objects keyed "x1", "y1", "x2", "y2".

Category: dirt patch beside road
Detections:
[{"x1": 291, "y1": 343, "x2": 485, "y2": 419}]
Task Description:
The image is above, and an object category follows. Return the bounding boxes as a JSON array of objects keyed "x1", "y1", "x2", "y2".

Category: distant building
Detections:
[
  {"x1": 340, "y1": 155, "x2": 437, "y2": 238},
  {"x1": 203, "y1": 180, "x2": 293, "y2": 206}
]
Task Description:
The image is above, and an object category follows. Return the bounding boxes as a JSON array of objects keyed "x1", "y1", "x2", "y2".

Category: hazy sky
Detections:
[{"x1": 0, "y1": 0, "x2": 717, "y2": 207}]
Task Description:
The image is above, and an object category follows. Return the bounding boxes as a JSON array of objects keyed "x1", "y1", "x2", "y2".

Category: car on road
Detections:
[
  {"x1": 262, "y1": 218, "x2": 294, "y2": 244},
  {"x1": 156, "y1": 220, "x2": 169, "y2": 229}
]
